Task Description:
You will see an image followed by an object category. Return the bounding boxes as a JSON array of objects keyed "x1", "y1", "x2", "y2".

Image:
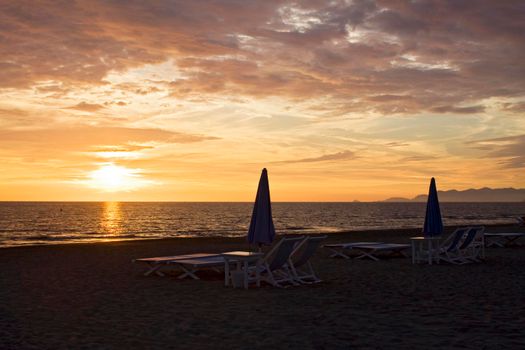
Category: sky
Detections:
[{"x1": 0, "y1": 0, "x2": 524, "y2": 201}]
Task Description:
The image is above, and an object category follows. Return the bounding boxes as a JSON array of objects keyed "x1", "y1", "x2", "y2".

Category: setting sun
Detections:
[{"x1": 86, "y1": 164, "x2": 151, "y2": 192}]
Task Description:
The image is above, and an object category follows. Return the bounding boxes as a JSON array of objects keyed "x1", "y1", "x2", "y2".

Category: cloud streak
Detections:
[{"x1": 275, "y1": 150, "x2": 356, "y2": 164}]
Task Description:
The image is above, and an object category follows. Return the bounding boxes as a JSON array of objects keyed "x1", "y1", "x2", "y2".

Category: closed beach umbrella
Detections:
[
  {"x1": 247, "y1": 168, "x2": 276, "y2": 247},
  {"x1": 423, "y1": 177, "x2": 443, "y2": 237}
]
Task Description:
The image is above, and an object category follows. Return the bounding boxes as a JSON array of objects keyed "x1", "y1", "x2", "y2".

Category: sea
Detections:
[{"x1": 1, "y1": 202, "x2": 524, "y2": 247}]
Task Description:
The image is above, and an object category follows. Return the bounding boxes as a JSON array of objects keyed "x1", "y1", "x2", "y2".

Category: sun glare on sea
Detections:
[{"x1": 87, "y1": 164, "x2": 145, "y2": 192}]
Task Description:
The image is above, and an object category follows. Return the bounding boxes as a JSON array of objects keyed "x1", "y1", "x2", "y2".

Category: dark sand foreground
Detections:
[{"x1": 1, "y1": 225, "x2": 525, "y2": 349}]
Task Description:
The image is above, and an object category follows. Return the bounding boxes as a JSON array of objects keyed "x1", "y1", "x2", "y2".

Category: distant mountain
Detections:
[
  {"x1": 384, "y1": 187, "x2": 525, "y2": 202},
  {"x1": 383, "y1": 197, "x2": 412, "y2": 202}
]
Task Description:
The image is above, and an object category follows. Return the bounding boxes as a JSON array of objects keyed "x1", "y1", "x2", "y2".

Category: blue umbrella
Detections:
[
  {"x1": 423, "y1": 177, "x2": 443, "y2": 237},
  {"x1": 247, "y1": 168, "x2": 276, "y2": 247}
]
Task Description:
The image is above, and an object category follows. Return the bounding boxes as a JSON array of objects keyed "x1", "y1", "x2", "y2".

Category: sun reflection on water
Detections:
[{"x1": 100, "y1": 201, "x2": 123, "y2": 235}]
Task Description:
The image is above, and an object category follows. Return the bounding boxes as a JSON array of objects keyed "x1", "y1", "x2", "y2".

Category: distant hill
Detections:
[{"x1": 384, "y1": 187, "x2": 525, "y2": 202}]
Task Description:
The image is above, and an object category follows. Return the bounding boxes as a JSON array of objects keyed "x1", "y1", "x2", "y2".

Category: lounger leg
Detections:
[
  {"x1": 144, "y1": 264, "x2": 165, "y2": 277},
  {"x1": 284, "y1": 265, "x2": 299, "y2": 286},
  {"x1": 397, "y1": 249, "x2": 409, "y2": 258},
  {"x1": 355, "y1": 250, "x2": 379, "y2": 261},
  {"x1": 327, "y1": 247, "x2": 350, "y2": 259},
  {"x1": 487, "y1": 238, "x2": 504, "y2": 248},
  {"x1": 506, "y1": 236, "x2": 523, "y2": 247},
  {"x1": 177, "y1": 266, "x2": 200, "y2": 280}
]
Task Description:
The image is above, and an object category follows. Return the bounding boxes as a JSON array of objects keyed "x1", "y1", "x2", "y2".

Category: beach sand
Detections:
[{"x1": 1, "y1": 225, "x2": 525, "y2": 349}]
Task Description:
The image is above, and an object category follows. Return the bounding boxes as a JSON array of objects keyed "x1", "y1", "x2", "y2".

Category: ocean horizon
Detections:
[{"x1": 1, "y1": 201, "x2": 523, "y2": 248}]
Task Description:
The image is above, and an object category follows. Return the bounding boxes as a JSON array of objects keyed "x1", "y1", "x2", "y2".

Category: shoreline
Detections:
[{"x1": 1, "y1": 222, "x2": 521, "y2": 250}]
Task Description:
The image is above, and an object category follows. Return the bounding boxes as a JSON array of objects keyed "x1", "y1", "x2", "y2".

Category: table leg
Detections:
[
  {"x1": 255, "y1": 259, "x2": 261, "y2": 287},
  {"x1": 224, "y1": 258, "x2": 230, "y2": 286},
  {"x1": 411, "y1": 242, "x2": 416, "y2": 264},
  {"x1": 243, "y1": 261, "x2": 248, "y2": 289},
  {"x1": 427, "y1": 240, "x2": 431, "y2": 265}
]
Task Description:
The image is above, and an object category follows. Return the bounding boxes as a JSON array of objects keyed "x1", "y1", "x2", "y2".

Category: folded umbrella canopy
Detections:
[
  {"x1": 247, "y1": 168, "x2": 276, "y2": 247},
  {"x1": 423, "y1": 177, "x2": 444, "y2": 237}
]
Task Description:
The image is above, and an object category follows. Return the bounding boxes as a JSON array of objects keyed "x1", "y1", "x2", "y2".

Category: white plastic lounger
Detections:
[
  {"x1": 436, "y1": 227, "x2": 485, "y2": 264},
  {"x1": 133, "y1": 253, "x2": 220, "y2": 276},
  {"x1": 462, "y1": 226, "x2": 485, "y2": 261},
  {"x1": 249, "y1": 236, "x2": 304, "y2": 287},
  {"x1": 484, "y1": 232, "x2": 525, "y2": 247},
  {"x1": 436, "y1": 228, "x2": 469, "y2": 264},
  {"x1": 350, "y1": 243, "x2": 410, "y2": 261},
  {"x1": 168, "y1": 256, "x2": 228, "y2": 280},
  {"x1": 323, "y1": 242, "x2": 384, "y2": 259},
  {"x1": 288, "y1": 235, "x2": 327, "y2": 284}
]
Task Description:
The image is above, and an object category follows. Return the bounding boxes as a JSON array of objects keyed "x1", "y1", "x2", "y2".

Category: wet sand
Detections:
[{"x1": 1, "y1": 225, "x2": 524, "y2": 349}]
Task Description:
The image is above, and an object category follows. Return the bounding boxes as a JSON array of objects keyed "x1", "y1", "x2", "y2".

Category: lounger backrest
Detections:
[
  {"x1": 466, "y1": 226, "x2": 485, "y2": 246},
  {"x1": 290, "y1": 235, "x2": 327, "y2": 268},
  {"x1": 446, "y1": 228, "x2": 468, "y2": 252},
  {"x1": 266, "y1": 236, "x2": 304, "y2": 271},
  {"x1": 458, "y1": 227, "x2": 477, "y2": 250}
]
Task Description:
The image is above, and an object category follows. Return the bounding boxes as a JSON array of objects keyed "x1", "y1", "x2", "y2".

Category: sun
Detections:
[{"x1": 87, "y1": 163, "x2": 147, "y2": 192}]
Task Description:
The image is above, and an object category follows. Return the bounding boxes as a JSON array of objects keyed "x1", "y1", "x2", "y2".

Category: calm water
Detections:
[{"x1": 0, "y1": 202, "x2": 524, "y2": 247}]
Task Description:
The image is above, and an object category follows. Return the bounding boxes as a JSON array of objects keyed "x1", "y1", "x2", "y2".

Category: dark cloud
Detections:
[
  {"x1": 0, "y1": 0, "x2": 524, "y2": 115},
  {"x1": 430, "y1": 105, "x2": 485, "y2": 114},
  {"x1": 501, "y1": 102, "x2": 525, "y2": 113}
]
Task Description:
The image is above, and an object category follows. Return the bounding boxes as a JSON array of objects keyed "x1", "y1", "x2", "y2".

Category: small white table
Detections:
[
  {"x1": 222, "y1": 251, "x2": 263, "y2": 289},
  {"x1": 410, "y1": 236, "x2": 442, "y2": 265}
]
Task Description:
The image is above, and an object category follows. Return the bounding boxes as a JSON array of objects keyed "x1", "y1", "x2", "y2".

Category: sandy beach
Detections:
[{"x1": 1, "y1": 224, "x2": 524, "y2": 349}]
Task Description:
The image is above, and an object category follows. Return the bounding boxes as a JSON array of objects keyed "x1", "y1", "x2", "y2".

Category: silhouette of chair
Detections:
[
  {"x1": 288, "y1": 235, "x2": 327, "y2": 284},
  {"x1": 249, "y1": 236, "x2": 304, "y2": 287}
]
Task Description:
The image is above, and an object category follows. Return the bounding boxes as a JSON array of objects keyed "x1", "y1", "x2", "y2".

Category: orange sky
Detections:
[{"x1": 0, "y1": 1, "x2": 524, "y2": 201}]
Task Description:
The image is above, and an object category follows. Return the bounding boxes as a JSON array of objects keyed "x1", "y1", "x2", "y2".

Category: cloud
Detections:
[
  {"x1": 501, "y1": 102, "x2": 525, "y2": 113},
  {"x1": 67, "y1": 102, "x2": 106, "y2": 112},
  {"x1": 0, "y1": 0, "x2": 523, "y2": 116},
  {"x1": 0, "y1": 126, "x2": 219, "y2": 150},
  {"x1": 468, "y1": 134, "x2": 525, "y2": 168},
  {"x1": 430, "y1": 105, "x2": 485, "y2": 114},
  {"x1": 275, "y1": 150, "x2": 356, "y2": 164}
]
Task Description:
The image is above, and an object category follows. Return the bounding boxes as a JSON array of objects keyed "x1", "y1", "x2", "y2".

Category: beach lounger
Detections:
[
  {"x1": 288, "y1": 235, "x2": 327, "y2": 284},
  {"x1": 168, "y1": 256, "x2": 227, "y2": 280},
  {"x1": 452, "y1": 227, "x2": 480, "y2": 264},
  {"x1": 516, "y1": 216, "x2": 525, "y2": 226},
  {"x1": 350, "y1": 243, "x2": 410, "y2": 261},
  {"x1": 436, "y1": 227, "x2": 469, "y2": 264},
  {"x1": 133, "y1": 253, "x2": 220, "y2": 276},
  {"x1": 484, "y1": 232, "x2": 525, "y2": 247},
  {"x1": 462, "y1": 226, "x2": 485, "y2": 261},
  {"x1": 323, "y1": 242, "x2": 384, "y2": 259},
  {"x1": 249, "y1": 236, "x2": 304, "y2": 287}
]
